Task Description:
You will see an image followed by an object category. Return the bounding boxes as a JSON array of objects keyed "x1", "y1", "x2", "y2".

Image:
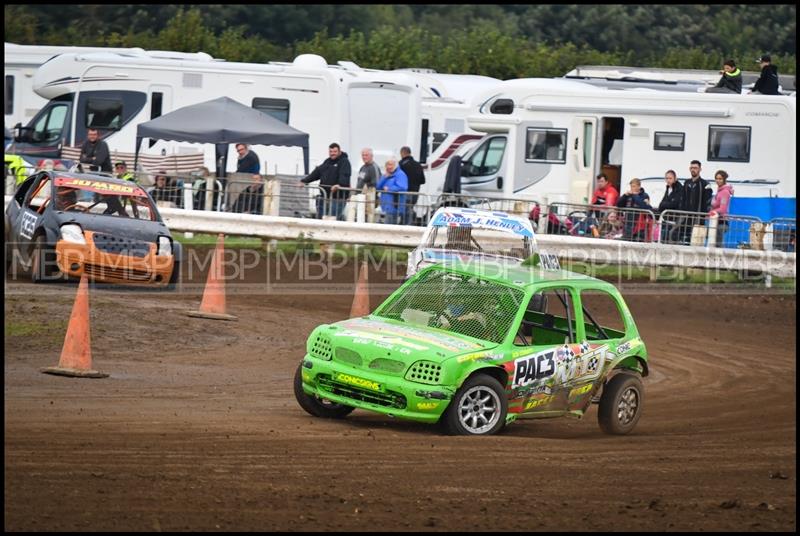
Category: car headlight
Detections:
[
  {"x1": 60, "y1": 224, "x2": 86, "y2": 245},
  {"x1": 157, "y1": 236, "x2": 173, "y2": 256}
]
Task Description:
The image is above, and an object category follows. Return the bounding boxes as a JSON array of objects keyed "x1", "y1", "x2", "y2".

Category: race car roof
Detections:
[
  {"x1": 422, "y1": 259, "x2": 608, "y2": 290},
  {"x1": 428, "y1": 207, "x2": 534, "y2": 238}
]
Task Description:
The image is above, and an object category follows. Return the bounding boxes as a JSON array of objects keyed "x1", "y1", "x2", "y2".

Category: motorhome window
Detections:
[
  {"x1": 490, "y1": 99, "x2": 514, "y2": 114},
  {"x1": 85, "y1": 98, "x2": 123, "y2": 130},
  {"x1": 150, "y1": 92, "x2": 163, "y2": 120},
  {"x1": 462, "y1": 137, "x2": 507, "y2": 177},
  {"x1": 432, "y1": 132, "x2": 448, "y2": 153},
  {"x1": 5, "y1": 75, "x2": 13, "y2": 115},
  {"x1": 75, "y1": 91, "x2": 145, "y2": 144},
  {"x1": 525, "y1": 128, "x2": 567, "y2": 163},
  {"x1": 32, "y1": 103, "x2": 69, "y2": 144},
  {"x1": 654, "y1": 131, "x2": 685, "y2": 151},
  {"x1": 252, "y1": 98, "x2": 290, "y2": 124},
  {"x1": 708, "y1": 125, "x2": 751, "y2": 163}
]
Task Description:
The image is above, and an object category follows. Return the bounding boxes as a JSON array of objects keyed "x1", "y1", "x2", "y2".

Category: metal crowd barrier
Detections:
[
  {"x1": 658, "y1": 209, "x2": 763, "y2": 249},
  {"x1": 547, "y1": 202, "x2": 658, "y2": 243}
]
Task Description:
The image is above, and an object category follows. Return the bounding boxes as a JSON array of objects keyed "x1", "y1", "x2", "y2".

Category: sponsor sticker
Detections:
[
  {"x1": 416, "y1": 401, "x2": 440, "y2": 411},
  {"x1": 334, "y1": 372, "x2": 382, "y2": 392}
]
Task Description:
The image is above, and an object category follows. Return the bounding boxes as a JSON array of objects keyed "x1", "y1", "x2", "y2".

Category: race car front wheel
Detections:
[
  {"x1": 293, "y1": 364, "x2": 355, "y2": 419},
  {"x1": 598, "y1": 372, "x2": 644, "y2": 435},
  {"x1": 30, "y1": 235, "x2": 62, "y2": 283},
  {"x1": 441, "y1": 373, "x2": 507, "y2": 436}
]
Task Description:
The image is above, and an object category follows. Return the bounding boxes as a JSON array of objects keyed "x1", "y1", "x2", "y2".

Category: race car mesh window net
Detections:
[
  {"x1": 427, "y1": 226, "x2": 531, "y2": 261},
  {"x1": 376, "y1": 268, "x2": 524, "y2": 345}
]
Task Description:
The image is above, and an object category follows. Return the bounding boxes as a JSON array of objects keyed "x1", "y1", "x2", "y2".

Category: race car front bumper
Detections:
[
  {"x1": 56, "y1": 231, "x2": 174, "y2": 285},
  {"x1": 299, "y1": 356, "x2": 456, "y2": 424}
]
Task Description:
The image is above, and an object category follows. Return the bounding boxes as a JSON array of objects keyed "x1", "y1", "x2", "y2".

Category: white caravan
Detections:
[
  {"x1": 3, "y1": 43, "x2": 201, "y2": 128},
  {"x1": 16, "y1": 51, "x2": 421, "y2": 177},
  {"x1": 450, "y1": 78, "x2": 796, "y2": 208}
]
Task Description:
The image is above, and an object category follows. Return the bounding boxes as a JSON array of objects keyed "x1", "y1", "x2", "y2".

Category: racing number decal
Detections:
[
  {"x1": 20, "y1": 211, "x2": 38, "y2": 240},
  {"x1": 512, "y1": 350, "x2": 555, "y2": 388}
]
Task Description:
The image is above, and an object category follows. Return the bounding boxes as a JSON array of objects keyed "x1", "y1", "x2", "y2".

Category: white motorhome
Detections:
[
  {"x1": 450, "y1": 78, "x2": 796, "y2": 209},
  {"x1": 16, "y1": 51, "x2": 422, "y2": 177},
  {"x1": 4, "y1": 43, "x2": 176, "y2": 128}
]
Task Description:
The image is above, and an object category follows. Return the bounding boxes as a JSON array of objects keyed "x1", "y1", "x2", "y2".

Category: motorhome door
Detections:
[
  {"x1": 569, "y1": 116, "x2": 598, "y2": 204},
  {"x1": 459, "y1": 135, "x2": 508, "y2": 194}
]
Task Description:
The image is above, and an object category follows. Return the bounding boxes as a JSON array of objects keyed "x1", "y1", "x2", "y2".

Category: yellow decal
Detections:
[
  {"x1": 335, "y1": 372, "x2": 381, "y2": 392},
  {"x1": 569, "y1": 384, "x2": 593, "y2": 398},
  {"x1": 416, "y1": 401, "x2": 440, "y2": 410},
  {"x1": 524, "y1": 395, "x2": 554, "y2": 410},
  {"x1": 62, "y1": 178, "x2": 137, "y2": 194}
]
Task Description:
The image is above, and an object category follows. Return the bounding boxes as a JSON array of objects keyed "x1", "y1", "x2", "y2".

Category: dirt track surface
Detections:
[{"x1": 4, "y1": 251, "x2": 796, "y2": 531}]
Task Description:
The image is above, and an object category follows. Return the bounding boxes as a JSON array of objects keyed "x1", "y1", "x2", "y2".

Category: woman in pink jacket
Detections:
[{"x1": 709, "y1": 170, "x2": 734, "y2": 247}]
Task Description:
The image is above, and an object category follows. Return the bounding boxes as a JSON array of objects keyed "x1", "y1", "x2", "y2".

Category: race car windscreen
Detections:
[
  {"x1": 375, "y1": 268, "x2": 524, "y2": 345},
  {"x1": 427, "y1": 225, "x2": 532, "y2": 261},
  {"x1": 53, "y1": 178, "x2": 156, "y2": 221}
]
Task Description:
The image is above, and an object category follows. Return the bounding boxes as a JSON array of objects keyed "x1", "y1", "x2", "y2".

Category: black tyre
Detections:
[
  {"x1": 598, "y1": 373, "x2": 644, "y2": 435},
  {"x1": 30, "y1": 235, "x2": 63, "y2": 283},
  {"x1": 441, "y1": 373, "x2": 508, "y2": 436},
  {"x1": 293, "y1": 364, "x2": 355, "y2": 419},
  {"x1": 165, "y1": 260, "x2": 180, "y2": 291}
]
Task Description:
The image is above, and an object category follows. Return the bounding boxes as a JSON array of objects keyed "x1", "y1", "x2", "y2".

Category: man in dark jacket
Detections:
[
  {"x1": 235, "y1": 143, "x2": 260, "y2": 174},
  {"x1": 657, "y1": 169, "x2": 684, "y2": 243},
  {"x1": 399, "y1": 146, "x2": 425, "y2": 225},
  {"x1": 706, "y1": 59, "x2": 742, "y2": 94},
  {"x1": 300, "y1": 142, "x2": 351, "y2": 220},
  {"x1": 79, "y1": 128, "x2": 112, "y2": 172},
  {"x1": 679, "y1": 160, "x2": 714, "y2": 244},
  {"x1": 751, "y1": 54, "x2": 780, "y2": 95}
]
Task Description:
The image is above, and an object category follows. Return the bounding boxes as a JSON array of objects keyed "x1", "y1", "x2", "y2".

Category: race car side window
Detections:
[
  {"x1": 579, "y1": 289, "x2": 627, "y2": 341},
  {"x1": 14, "y1": 176, "x2": 37, "y2": 206},
  {"x1": 26, "y1": 177, "x2": 51, "y2": 212},
  {"x1": 516, "y1": 287, "x2": 578, "y2": 346}
]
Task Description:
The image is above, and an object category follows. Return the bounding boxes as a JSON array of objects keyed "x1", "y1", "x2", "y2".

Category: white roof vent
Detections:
[{"x1": 292, "y1": 54, "x2": 328, "y2": 70}]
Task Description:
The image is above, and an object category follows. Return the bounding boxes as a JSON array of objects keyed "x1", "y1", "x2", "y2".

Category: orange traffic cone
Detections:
[
  {"x1": 41, "y1": 274, "x2": 108, "y2": 378},
  {"x1": 349, "y1": 261, "x2": 370, "y2": 318},
  {"x1": 186, "y1": 233, "x2": 237, "y2": 321}
]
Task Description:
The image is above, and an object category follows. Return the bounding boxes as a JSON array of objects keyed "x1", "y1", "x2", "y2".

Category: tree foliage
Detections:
[{"x1": 5, "y1": 5, "x2": 796, "y2": 76}]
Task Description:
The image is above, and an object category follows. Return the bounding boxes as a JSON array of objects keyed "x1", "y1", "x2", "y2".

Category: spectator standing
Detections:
[
  {"x1": 657, "y1": 169, "x2": 684, "y2": 243},
  {"x1": 79, "y1": 128, "x2": 112, "y2": 172},
  {"x1": 356, "y1": 147, "x2": 381, "y2": 223},
  {"x1": 751, "y1": 54, "x2": 780, "y2": 95},
  {"x1": 706, "y1": 59, "x2": 742, "y2": 94},
  {"x1": 232, "y1": 174, "x2": 264, "y2": 215},
  {"x1": 709, "y1": 170, "x2": 734, "y2": 247},
  {"x1": 114, "y1": 161, "x2": 135, "y2": 182},
  {"x1": 300, "y1": 142, "x2": 351, "y2": 220},
  {"x1": 399, "y1": 146, "x2": 426, "y2": 225},
  {"x1": 235, "y1": 143, "x2": 260, "y2": 174},
  {"x1": 377, "y1": 158, "x2": 408, "y2": 225},
  {"x1": 148, "y1": 170, "x2": 183, "y2": 208},
  {"x1": 616, "y1": 178, "x2": 653, "y2": 241},
  {"x1": 680, "y1": 160, "x2": 714, "y2": 244}
]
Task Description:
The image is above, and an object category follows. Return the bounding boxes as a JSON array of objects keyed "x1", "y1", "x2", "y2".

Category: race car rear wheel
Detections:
[
  {"x1": 598, "y1": 372, "x2": 644, "y2": 435},
  {"x1": 441, "y1": 373, "x2": 507, "y2": 436},
  {"x1": 293, "y1": 364, "x2": 355, "y2": 419}
]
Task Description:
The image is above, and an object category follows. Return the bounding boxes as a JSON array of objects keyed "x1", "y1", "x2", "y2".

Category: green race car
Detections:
[{"x1": 294, "y1": 260, "x2": 648, "y2": 436}]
